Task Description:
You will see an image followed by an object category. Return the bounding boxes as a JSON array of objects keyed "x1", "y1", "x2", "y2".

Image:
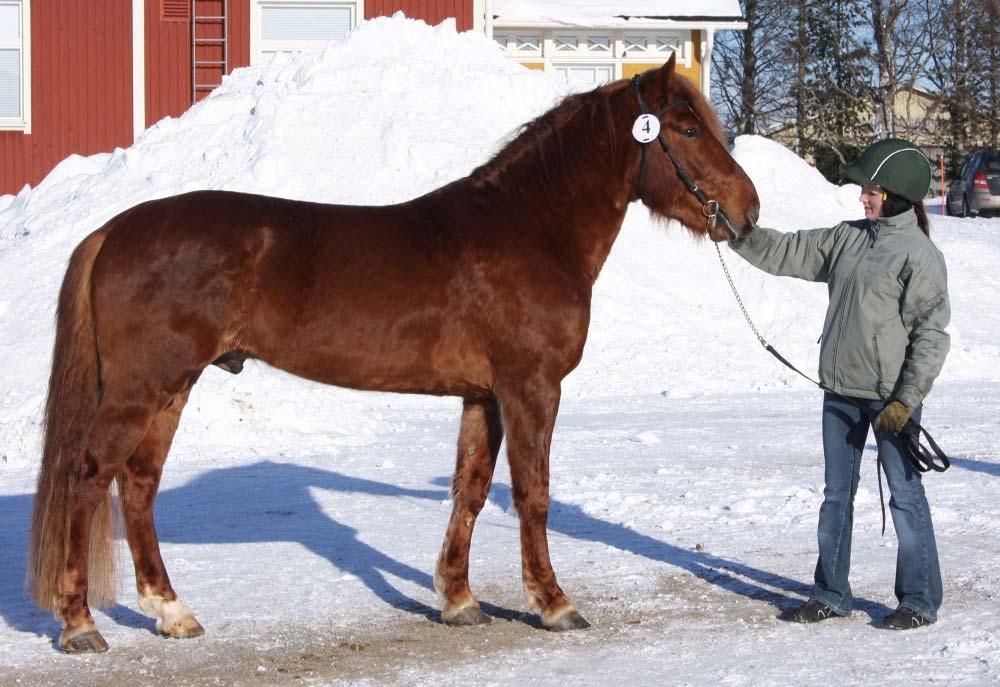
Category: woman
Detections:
[{"x1": 729, "y1": 139, "x2": 950, "y2": 629}]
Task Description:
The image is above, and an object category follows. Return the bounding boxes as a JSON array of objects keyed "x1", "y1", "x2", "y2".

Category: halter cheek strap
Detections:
[{"x1": 630, "y1": 76, "x2": 737, "y2": 240}]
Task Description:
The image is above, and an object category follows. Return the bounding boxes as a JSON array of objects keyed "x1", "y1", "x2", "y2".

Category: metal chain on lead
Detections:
[{"x1": 714, "y1": 242, "x2": 768, "y2": 348}]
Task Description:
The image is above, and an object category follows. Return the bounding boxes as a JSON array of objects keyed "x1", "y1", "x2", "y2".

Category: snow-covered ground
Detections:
[{"x1": 1, "y1": 16, "x2": 998, "y2": 687}]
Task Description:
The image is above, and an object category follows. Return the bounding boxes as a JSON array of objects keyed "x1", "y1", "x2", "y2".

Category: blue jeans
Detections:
[{"x1": 811, "y1": 393, "x2": 942, "y2": 619}]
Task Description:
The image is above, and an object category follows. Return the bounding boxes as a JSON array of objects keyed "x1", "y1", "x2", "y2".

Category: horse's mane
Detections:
[
  {"x1": 464, "y1": 69, "x2": 726, "y2": 199},
  {"x1": 465, "y1": 87, "x2": 620, "y2": 199}
]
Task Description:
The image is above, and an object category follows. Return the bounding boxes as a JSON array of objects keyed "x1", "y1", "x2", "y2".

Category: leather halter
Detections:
[{"x1": 630, "y1": 75, "x2": 738, "y2": 240}]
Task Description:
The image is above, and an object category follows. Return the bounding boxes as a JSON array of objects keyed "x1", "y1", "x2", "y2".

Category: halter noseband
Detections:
[{"x1": 630, "y1": 75, "x2": 738, "y2": 240}]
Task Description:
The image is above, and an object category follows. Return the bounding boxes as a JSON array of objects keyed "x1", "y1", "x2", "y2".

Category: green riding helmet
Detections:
[{"x1": 843, "y1": 138, "x2": 932, "y2": 203}]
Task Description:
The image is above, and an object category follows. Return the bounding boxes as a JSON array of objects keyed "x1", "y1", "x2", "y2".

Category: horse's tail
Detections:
[{"x1": 28, "y1": 227, "x2": 120, "y2": 611}]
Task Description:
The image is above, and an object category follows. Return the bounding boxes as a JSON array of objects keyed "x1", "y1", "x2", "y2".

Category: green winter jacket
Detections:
[{"x1": 729, "y1": 208, "x2": 950, "y2": 408}]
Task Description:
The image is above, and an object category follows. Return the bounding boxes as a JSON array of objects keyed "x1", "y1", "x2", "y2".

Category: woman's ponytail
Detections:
[{"x1": 914, "y1": 201, "x2": 930, "y2": 238}]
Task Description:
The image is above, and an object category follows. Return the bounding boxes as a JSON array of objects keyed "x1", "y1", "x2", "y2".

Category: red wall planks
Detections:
[
  {"x1": 146, "y1": 1, "x2": 250, "y2": 123},
  {"x1": 0, "y1": 1, "x2": 134, "y2": 196},
  {"x1": 146, "y1": 0, "x2": 189, "y2": 126},
  {"x1": 365, "y1": 1, "x2": 472, "y2": 31},
  {"x1": 0, "y1": 0, "x2": 472, "y2": 195},
  {"x1": 228, "y1": 0, "x2": 251, "y2": 72}
]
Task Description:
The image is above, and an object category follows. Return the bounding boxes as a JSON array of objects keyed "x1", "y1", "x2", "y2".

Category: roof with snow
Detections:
[{"x1": 491, "y1": 1, "x2": 746, "y2": 28}]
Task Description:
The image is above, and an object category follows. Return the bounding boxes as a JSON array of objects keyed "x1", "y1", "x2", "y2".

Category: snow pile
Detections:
[{"x1": 0, "y1": 15, "x2": 998, "y2": 472}]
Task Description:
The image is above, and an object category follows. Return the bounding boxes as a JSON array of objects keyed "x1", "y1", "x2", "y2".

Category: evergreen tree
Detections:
[{"x1": 801, "y1": 0, "x2": 874, "y2": 183}]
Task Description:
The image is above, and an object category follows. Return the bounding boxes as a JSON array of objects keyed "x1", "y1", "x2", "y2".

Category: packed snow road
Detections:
[{"x1": 1, "y1": 382, "x2": 997, "y2": 686}]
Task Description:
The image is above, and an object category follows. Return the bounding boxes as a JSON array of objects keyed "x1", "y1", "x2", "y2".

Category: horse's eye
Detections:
[{"x1": 682, "y1": 128, "x2": 700, "y2": 138}]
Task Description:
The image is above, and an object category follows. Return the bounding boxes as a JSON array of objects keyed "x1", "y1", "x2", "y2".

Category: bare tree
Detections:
[
  {"x1": 711, "y1": 0, "x2": 795, "y2": 137},
  {"x1": 972, "y1": 0, "x2": 1000, "y2": 146},
  {"x1": 794, "y1": 0, "x2": 809, "y2": 155},
  {"x1": 869, "y1": 1, "x2": 933, "y2": 137},
  {"x1": 922, "y1": 0, "x2": 977, "y2": 173},
  {"x1": 710, "y1": 0, "x2": 987, "y2": 182}
]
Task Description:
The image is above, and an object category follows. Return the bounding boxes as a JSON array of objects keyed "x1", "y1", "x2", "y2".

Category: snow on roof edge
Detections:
[
  {"x1": 491, "y1": 18, "x2": 748, "y2": 30},
  {"x1": 490, "y1": 1, "x2": 746, "y2": 28}
]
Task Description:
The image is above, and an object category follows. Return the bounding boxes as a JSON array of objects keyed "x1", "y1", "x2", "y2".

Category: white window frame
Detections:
[
  {"x1": 620, "y1": 31, "x2": 689, "y2": 68},
  {"x1": 493, "y1": 28, "x2": 691, "y2": 83},
  {"x1": 551, "y1": 61, "x2": 616, "y2": 91},
  {"x1": 492, "y1": 32, "x2": 541, "y2": 58},
  {"x1": 249, "y1": 0, "x2": 363, "y2": 64},
  {"x1": 0, "y1": 0, "x2": 30, "y2": 132}
]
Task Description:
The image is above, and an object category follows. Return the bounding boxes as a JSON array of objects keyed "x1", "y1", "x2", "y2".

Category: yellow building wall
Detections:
[{"x1": 623, "y1": 30, "x2": 702, "y2": 88}]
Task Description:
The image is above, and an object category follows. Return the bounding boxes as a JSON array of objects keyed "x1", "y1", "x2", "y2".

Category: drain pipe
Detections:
[
  {"x1": 702, "y1": 28, "x2": 715, "y2": 100},
  {"x1": 484, "y1": 0, "x2": 494, "y2": 40}
]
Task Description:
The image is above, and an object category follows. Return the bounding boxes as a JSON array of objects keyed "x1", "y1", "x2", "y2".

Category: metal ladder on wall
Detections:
[{"x1": 191, "y1": 0, "x2": 229, "y2": 103}]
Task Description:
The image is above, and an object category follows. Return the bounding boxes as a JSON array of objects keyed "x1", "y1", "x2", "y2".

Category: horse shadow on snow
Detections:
[{"x1": 0, "y1": 459, "x2": 895, "y2": 642}]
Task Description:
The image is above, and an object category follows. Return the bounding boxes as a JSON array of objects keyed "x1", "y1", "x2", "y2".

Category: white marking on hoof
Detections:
[
  {"x1": 139, "y1": 591, "x2": 204, "y2": 638},
  {"x1": 433, "y1": 568, "x2": 447, "y2": 599},
  {"x1": 522, "y1": 582, "x2": 541, "y2": 612},
  {"x1": 51, "y1": 596, "x2": 66, "y2": 622}
]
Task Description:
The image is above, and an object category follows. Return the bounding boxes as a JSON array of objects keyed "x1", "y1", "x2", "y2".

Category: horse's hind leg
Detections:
[
  {"x1": 435, "y1": 398, "x2": 503, "y2": 625},
  {"x1": 58, "y1": 392, "x2": 164, "y2": 653},
  {"x1": 119, "y1": 388, "x2": 204, "y2": 639},
  {"x1": 499, "y1": 377, "x2": 590, "y2": 631}
]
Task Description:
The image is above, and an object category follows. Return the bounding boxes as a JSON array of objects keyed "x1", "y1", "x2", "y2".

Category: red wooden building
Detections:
[{"x1": 0, "y1": 1, "x2": 743, "y2": 195}]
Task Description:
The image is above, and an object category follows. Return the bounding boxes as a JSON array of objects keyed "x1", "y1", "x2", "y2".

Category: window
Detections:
[
  {"x1": 514, "y1": 34, "x2": 540, "y2": 53},
  {"x1": 623, "y1": 35, "x2": 647, "y2": 55},
  {"x1": 492, "y1": 28, "x2": 691, "y2": 84},
  {"x1": 492, "y1": 32, "x2": 541, "y2": 57},
  {"x1": 0, "y1": 0, "x2": 28, "y2": 131},
  {"x1": 553, "y1": 63, "x2": 614, "y2": 92},
  {"x1": 554, "y1": 35, "x2": 577, "y2": 52},
  {"x1": 655, "y1": 35, "x2": 681, "y2": 54},
  {"x1": 621, "y1": 32, "x2": 686, "y2": 65},
  {"x1": 584, "y1": 35, "x2": 611, "y2": 54},
  {"x1": 253, "y1": 1, "x2": 360, "y2": 62}
]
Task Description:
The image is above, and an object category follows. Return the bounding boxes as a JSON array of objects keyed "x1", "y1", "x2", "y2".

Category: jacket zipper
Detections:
[
  {"x1": 873, "y1": 333, "x2": 883, "y2": 390},
  {"x1": 830, "y1": 225, "x2": 877, "y2": 389}
]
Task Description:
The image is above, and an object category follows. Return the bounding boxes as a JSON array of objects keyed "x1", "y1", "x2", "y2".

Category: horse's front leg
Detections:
[
  {"x1": 500, "y1": 377, "x2": 590, "y2": 631},
  {"x1": 435, "y1": 397, "x2": 504, "y2": 625}
]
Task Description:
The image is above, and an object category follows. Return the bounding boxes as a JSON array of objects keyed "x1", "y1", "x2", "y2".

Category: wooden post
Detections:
[{"x1": 939, "y1": 153, "x2": 946, "y2": 215}]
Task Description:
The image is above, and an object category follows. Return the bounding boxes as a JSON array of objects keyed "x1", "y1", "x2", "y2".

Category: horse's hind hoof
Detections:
[
  {"x1": 60, "y1": 630, "x2": 109, "y2": 654},
  {"x1": 159, "y1": 615, "x2": 205, "y2": 639},
  {"x1": 544, "y1": 608, "x2": 591, "y2": 632},
  {"x1": 442, "y1": 604, "x2": 491, "y2": 627}
]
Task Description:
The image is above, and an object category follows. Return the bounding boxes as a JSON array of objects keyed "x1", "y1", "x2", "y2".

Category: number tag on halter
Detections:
[{"x1": 632, "y1": 114, "x2": 660, "y2": 143}]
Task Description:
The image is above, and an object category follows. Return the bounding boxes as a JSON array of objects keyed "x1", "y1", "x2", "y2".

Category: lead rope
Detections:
[{"x1": 713, "y1": 243, "x2": 950, "y2": 535}]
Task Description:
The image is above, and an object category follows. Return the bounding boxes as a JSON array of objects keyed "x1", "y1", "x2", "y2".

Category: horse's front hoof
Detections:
[
  {"x1": 544, "y1": 608, "x2": 591, "y2": 632},
  {"x1": 442, "y1": 603, "x2": 492, "y2": 627},
  {"x1": 60, "y1": 630, "x2": 109, "y2": 654},
  {"x1": 159, "y1": 615, "x2": 205, "y2": 639}
]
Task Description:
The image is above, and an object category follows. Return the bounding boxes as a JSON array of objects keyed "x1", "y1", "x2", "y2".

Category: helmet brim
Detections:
[{"x1": 842, "y1": 161, "x2": 876, "y2": 189}]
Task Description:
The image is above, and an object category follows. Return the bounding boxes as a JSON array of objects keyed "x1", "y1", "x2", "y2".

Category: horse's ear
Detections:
[
  {"x1": 662, "y1": 53, "x2": 677, "y2": 76},
  {"x1": 653, "y1": 53, "x2": 676, "y2": 96}
]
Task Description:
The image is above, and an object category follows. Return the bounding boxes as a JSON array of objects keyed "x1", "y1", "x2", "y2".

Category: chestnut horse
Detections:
[{"x1": 29, "y1": 55, "x2": 758, "y2": 653}]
